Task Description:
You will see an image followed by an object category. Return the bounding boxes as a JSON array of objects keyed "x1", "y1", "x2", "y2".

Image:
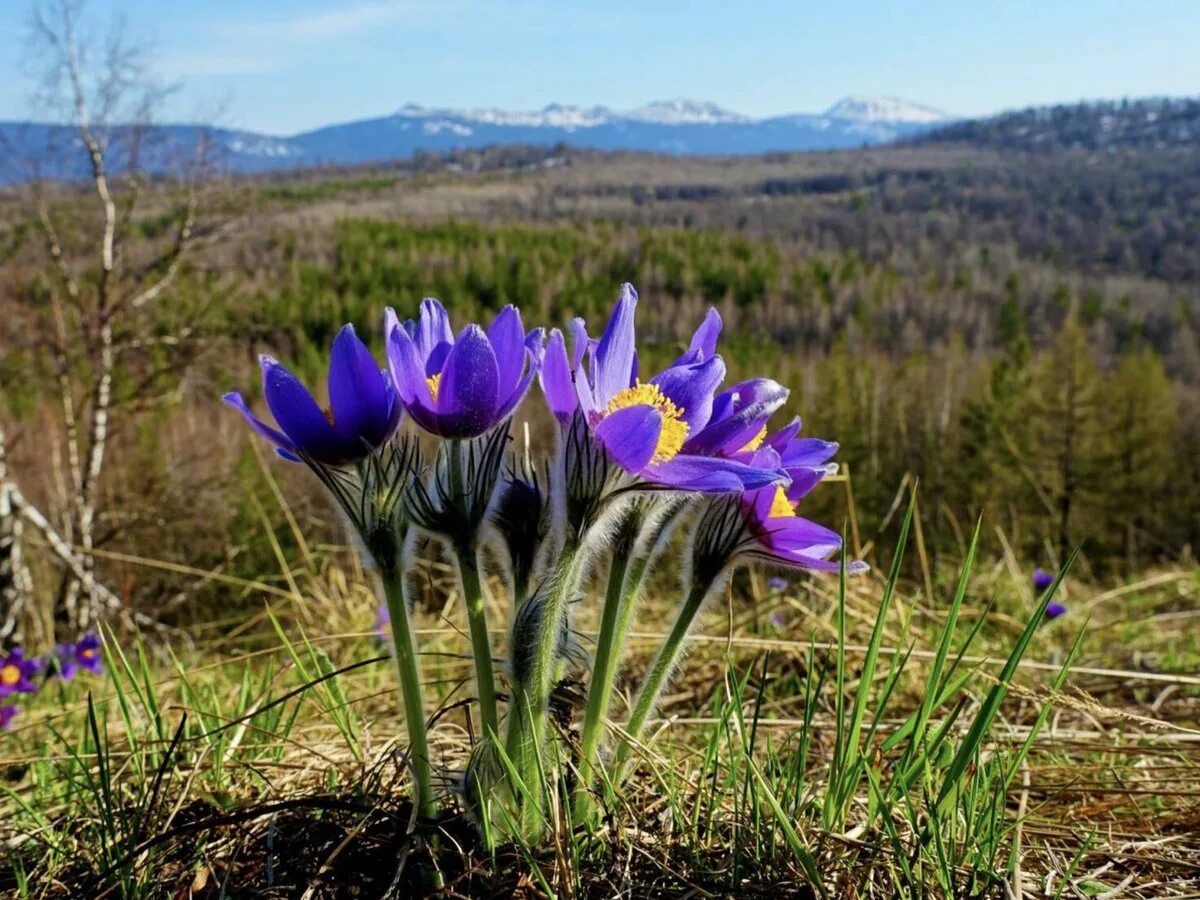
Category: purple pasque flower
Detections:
[
  {"x1": 1045, "y1": 601, "x2": 1068, "y2": 619},
  {"x1": 698, "y1": 424, "x2": 865, "y2": 577},
  {"x1": 55, "y1": 633, "x2": 103, "y2": 681},
  {"x1": 1033, "y1": 568, "x2": 1055, "y2": 592},
  {"x1": 0, "y1": 648, "x2": 42, "y2": 699},
  {"x1": 224, "y1": 324, "x2": 401, "y2": 466},
  {"x1": 0, "y1": 705, "x2": 17, "y2": 731},
  {"x1": 385, "y1": 299, "x2": 543, "y2": 439},
  {"x1": 736, "y1": 458, "x2": 852, "y2": 573},
  {"x1": 546, "y1": 284, "x2": 785, "y2": 492}
]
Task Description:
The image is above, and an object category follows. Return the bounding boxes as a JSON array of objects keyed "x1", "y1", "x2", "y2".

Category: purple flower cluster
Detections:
[
  {"x1": 1033, "y1": 567, "x2": 1067, "y2": 619},
  {"x1": 222, "y1": 282, "x2": 861, "y2": 833},
  {"x1": 0, "y1": 634, "x2": 104, "y2": 732}
]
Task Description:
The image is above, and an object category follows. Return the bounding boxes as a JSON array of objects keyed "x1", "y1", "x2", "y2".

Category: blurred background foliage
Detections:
[{"x1": 3, "y1": 139, "x2": 1199, "y2": 623}]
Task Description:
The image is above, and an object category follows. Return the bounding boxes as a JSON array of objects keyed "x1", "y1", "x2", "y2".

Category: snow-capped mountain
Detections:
[
  {"x1": 824, "y1": 96, "x2": 949, "y2": 124},
  {"x1": 0, "y1": 96, "x2": 954, "y2": 182},
  {"x1": 288, "y1": 96, "x2": 952, "y2": 167},
  {"x1": 623, "y1": 99, "x2": 750, "y2": 125}
]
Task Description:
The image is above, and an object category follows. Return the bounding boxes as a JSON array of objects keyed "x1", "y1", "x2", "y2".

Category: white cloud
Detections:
[
  {"x1": 213, "y1": 2, "x2": 411, "y2": 45},
  {"x1": 165, "y1": 2, "x2": 419, "y2": 80}
]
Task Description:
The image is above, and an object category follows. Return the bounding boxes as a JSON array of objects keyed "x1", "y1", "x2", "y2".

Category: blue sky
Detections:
[{"x1": 1, "y1": 0, "x2": 1197, "y2": 135}]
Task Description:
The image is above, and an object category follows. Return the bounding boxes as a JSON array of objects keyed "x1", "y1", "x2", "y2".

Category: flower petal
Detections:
[
  {"x1": 385, "y1": 309, "x2": 433, "y2": 408},
  {"x1": 497, "y1": 344, "x2": 541, "y2": 421},
  {"x1": 222, "y1": 391, "x2": 298, "y2": 460},
  {"x1": 650, "y1": 355, "x2": 725, "y2": 435},
  {"x1": 752, "y1": 550, "x2": 868, "y2": 574},
  {"x1": 687, "y1": 308, "x2": 722, "y2": 360},
  {"x1": 593, "y1": 284, "x2": 638, "y2": 406},
  {"x1": 783, "y1": 466, "x2": 832, "y2": 504},
  {"x1": 779, "y1": 438, "x2": 839, "y2": 469},
  {"x1": 437, "y1": 325, "x2": 501, "y2": 437},
  {"x1": 415, "y1": 297, "x2": 453, "y2": 367},
  {"x1": 649, "y1": 453, "x2": 786, "y2": 492},
  {"x1": 487, "y1": 305, "x2": 527, "y2": 399},
  {"x1": 760, "y1": 515, "x2": 843, "y2": 556},
  {"x1": 569, "y1": 317, "x2": 591, "y2": 370},
  {"x1": 594, "y1": 404, "x2": 662, "y2": 474},
  {"x1": 763, "y1": 417, "x2": 802, "y2": 452},
  {"x1": 539, "y1": 328, "x2": 577, "y2": 423},
  {"x1": 685, "y1": 379, "x2": 789, "y2": 456},
  {"x1": 328, "y1": 324, "x2": 392, "y2": 446},
  {"x1": 259, "y1": 356, "x2": 351, "y2": 464}
]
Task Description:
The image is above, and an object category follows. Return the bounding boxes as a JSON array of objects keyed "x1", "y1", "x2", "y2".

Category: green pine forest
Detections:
[{"x1": 2, "y1": 136, "x2": 1199, "y2": 617}]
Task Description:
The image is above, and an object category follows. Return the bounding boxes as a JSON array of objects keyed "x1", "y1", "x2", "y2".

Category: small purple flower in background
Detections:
[
  {"x1": 375, "y1": 602, "x2": 391, "y2": 642},
  {"x1": 767, "y1": 576, "x2": 788, "y2": 592},
  {"x1": 768, "y1": 610, "x2": 787, "y2": 629},
  {"x1": 1033, "y1": 568, "x2": 1066, "y2": 618},
  {"x1": 224, "y1": 324, "x2": 402, "y2": 466},
  {"x1": 0, "y1": 649, "x2": 42, "y2": 698},
  {"x1": 55, "y1": 633, "x2": 103, "y2": 681},
  {"x1": 0, "y1": 705, "x2": 17, "y2": 731},
  {"x1": 1033, "y1": 568, "x2": 1055, "y2": 592},
  {"x1": 385, "y1": 300, "x2": 543, "y2": 438}
]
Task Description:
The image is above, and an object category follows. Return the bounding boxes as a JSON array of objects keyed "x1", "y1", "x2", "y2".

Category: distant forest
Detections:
[
  {"x1": 916, "y1": 96, "x2": 1200, "y2": 152},
  {"x1": 3, "y1": 100, "x2": 1199, "y2": 615}
]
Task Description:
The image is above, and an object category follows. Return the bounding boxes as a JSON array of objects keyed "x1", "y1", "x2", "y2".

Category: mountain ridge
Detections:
[{"x1": 0, "y1": 95, "x2": 951, "y2": 182}]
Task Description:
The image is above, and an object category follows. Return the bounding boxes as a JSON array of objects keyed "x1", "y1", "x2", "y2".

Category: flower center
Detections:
[
  {"x1": 739, "y1": 425, "x2": 768, "y2": 453},
  {"x1": 0, "y1": 665, "x2": 19, "y2": 686},
  {"x1": 605, "y1": 382, "x2": 689, "y2": 465},
  {"x1": 426, "y1": 373, "x2": 441, "y2": 401},
  {"x1": 768, "y1": 486, "x2": 796, "y2": 519},
  {"x1": 80, "y1": 648, "x2": 97, "y2": 661}
]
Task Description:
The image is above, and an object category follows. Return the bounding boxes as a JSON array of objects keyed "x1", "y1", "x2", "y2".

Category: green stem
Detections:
[
  {"x1": 445, "y1": 438, "x2": 499, "y2": 738},
  {"x1": 575, "y1": 545, "x2": 632, "y2": 801},
  {"x1": 613, "y1": 579, "x2": 714, "y2": 783},
  {"x1": 382, "y1": 570, "x2": 437, "y2": 820},
  {"x1": 527, "y1": 537, "x2": 585, "y2": 742},
  {"x1": 502, "y1": 533, "x2": 586, "y2": 835},
  {"x1": 454, "y1": 545, "x2": 499, "y2": 737}
]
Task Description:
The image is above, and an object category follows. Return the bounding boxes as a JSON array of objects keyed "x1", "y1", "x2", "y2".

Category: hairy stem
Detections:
[
  {"x1": 454, "y1": 544, "x2": 499, "y2": 738},
  {"x1": 381, "y1": 570, "x2": 437, "y2": 820},
  {"x1": 575, "y1": 545, "x2": 632, "y2": 798},
  {"x1": 447, "y1": 439, "x2": 500, "y2": 737},
  {"x1": 503, "y1": 533, "x2": 586, "y2": 835}
]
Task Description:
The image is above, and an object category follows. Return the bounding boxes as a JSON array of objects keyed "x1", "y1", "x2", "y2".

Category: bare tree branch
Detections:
[
  {"x1": 0, "y1": 426, "x2": 35, "y2": 644},
  {"x1": 10, "y1": 0, "x2": 213, "y2": 633},
  {"x1": 7, "y1": 478, "x2": 122, "y2": 613}
]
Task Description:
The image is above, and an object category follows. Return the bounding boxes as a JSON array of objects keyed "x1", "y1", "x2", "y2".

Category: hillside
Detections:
[{"x1": 916, "y1": 96, "x2": 1200, "y2": 151}]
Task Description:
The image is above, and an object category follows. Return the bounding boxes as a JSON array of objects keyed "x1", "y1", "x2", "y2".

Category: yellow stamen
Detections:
[
  {"x1": 605, "y1": 381, "x2": 689, "y2": 465},
  {"x1": 81, "y1": 648, "x2": 97, "y2": 661},
  {"x1": 426, "y1": 373, "x2": 441, "y2": 401},
  {"x1": 740, "y1": 425, "x2": 768, "y2": 453},
  {"x1": 769, "y1": 486, "x2": 796, "y2": 519},
  {"x1": 0, "y1": 665, "x2": 19, "y2": 687}
]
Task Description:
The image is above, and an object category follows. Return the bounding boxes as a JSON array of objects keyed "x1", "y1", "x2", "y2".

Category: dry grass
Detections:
[{"x1": 1, "y1": 533, "x2": 1198, "y2": 897}]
